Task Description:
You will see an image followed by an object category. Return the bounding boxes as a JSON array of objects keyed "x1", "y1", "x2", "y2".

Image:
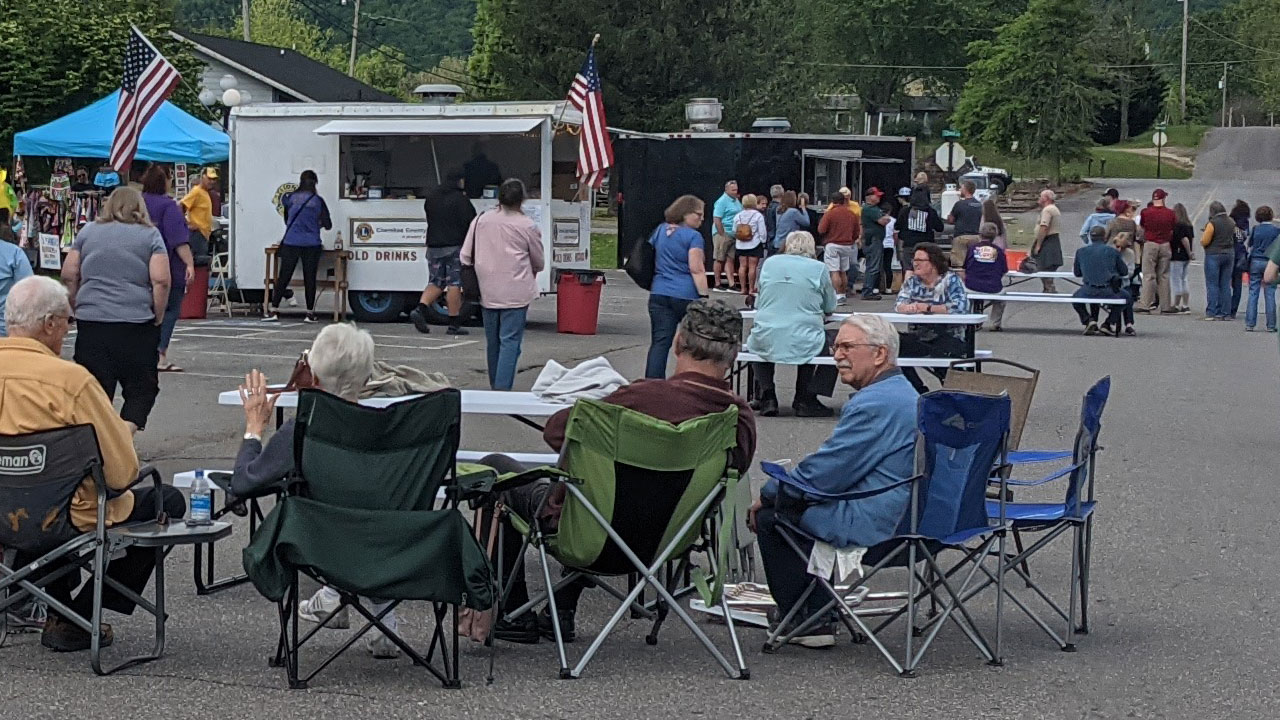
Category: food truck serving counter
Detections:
[{"x1": 228, "y1": 102, "x2": 592, "y2": 322}]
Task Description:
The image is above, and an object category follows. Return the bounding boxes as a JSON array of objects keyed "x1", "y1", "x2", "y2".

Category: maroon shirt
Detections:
[{"x1": 1140, "y1": 205, "x2": 1176, "y2": 244}]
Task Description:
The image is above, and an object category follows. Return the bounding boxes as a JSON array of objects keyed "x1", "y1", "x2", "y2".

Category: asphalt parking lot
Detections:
[{"x1": 4, "y1": 178, "x2": 1280, "y2": 719}]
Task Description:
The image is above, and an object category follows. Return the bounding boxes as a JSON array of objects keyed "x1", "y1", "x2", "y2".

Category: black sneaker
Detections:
[
  {"x1": 793, "y1": 400, "x2": 834, "y2": 418},
  {"x1": 446, "y1": 325, "x2": 470, "y2": 336},
  {"x1": 538, "y1": 606, "x2": 576, "y2": 643},
  {"x1": 492, "y1": 613, "x2": 540, "y2": 644},
  {"x1": 409, "y1": 306, "x2": 431, "y2": 334},
  {"x1": 1083, "y1": 322, "x2": 1100, "y2": 336},
  {"x1": 767, "y1": 619, "x2": 837, "y2": 649},
  {"x1": 303, "y1": 313, "x2": 317, "y2": 324},
  {"x1": 40, "y1": 615, "x2": 113, "y2": 652}
]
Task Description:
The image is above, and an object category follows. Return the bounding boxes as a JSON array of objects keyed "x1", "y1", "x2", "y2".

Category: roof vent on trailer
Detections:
[
  {"x1": 686, "y1": 98, "x2": 722, "y2": 132},
  {"x1": 413, "y1": 84, "x2": 464, "y2": 105}
]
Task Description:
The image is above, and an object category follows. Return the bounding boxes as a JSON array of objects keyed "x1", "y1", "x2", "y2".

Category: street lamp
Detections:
[{"x1": 200, "y1": 75, "x2": 245, "y2": 130}]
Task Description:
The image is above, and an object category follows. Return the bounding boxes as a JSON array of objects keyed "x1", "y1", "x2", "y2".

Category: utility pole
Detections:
[
  {"x1": 242, "y1": 0, "x2": 250, "y2": 41},
  {"x1": 348, "y1": 0, "x2": 361, "y2": 76},
  {"x1": 1220, "y1": 62, "x2": 1228, "y2": 127},
  {"x1": 1180, "y1": 0, "x2": 1189, "y2": 123}
]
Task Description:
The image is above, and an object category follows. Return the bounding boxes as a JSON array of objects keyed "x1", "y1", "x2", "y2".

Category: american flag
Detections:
[
  {"x1": 566, "y1": 46, "x2": 613, "y2": 190},
  {"x1": 110, "y1": 27, "x2": 182, "y2": 172}
]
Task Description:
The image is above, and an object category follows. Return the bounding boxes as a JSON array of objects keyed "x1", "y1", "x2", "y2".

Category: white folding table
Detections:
[{"x1": 217, "y1": 388, "x2": 568, "y2": 431}]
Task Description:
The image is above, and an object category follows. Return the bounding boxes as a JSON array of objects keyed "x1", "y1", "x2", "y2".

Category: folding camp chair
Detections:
[
  {"x1": 967, "y1": 376, "x2": 1110, "y2": 652},
  {"x1": 243, "y1": 389, "x2": 494, "y2": 689},
  {"x1": 763, "y1": 390, "x2": 1012, "y2": 677},
  {"x1": 0, "y1": 425, "x2": 231, "y2": 674},
  {"x1": 494, "y1": 399, "x2": 748, "y2": 680}
]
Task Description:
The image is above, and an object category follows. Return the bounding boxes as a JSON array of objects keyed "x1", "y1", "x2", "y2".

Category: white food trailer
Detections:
[{"x1": 227, "y1": 101, "x2": 593, "y2": 322}]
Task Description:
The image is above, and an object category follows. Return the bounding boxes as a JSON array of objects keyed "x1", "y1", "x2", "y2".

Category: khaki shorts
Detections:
[
  {"x1": 950, "y1": 235, "x2": 980, "y2": 270},
  {"x1": 823, "y1": 243, "x2": 857, "y2": 272},
  {"x1": 713, "y1": 233, "x2": 737, "y2": 263}
]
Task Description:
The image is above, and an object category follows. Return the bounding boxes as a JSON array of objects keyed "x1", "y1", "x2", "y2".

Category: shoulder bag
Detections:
[
  {"x1": 461, "y1": 212, "x2": 484, "y2": 303},
  {"x1": 624, "y1": 225, "x2": 660, "y2": 290}
]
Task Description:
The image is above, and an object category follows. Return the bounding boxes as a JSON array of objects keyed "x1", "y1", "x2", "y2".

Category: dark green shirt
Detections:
[{"x1": 861, "y1": 203, "x2": 885, "y2": 246}]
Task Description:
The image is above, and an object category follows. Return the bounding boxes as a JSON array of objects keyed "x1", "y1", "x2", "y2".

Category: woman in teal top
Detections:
[{"x1": 745, "y1": 231, "x2": 838, "y2": 417}]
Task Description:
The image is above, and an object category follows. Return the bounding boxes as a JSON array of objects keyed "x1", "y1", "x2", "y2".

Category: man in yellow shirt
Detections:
[
  {"x1": 0, "y1": 276, "x2": 185, "y2": 652},
  {"x1": 180, "y1": 167, "x2": 217, "y2": 253}
]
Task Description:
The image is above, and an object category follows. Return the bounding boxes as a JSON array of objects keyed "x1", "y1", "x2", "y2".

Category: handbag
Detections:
[
  {"x1": 624, "y1": 226, "x2": 659, "y2": 290},
  {"x1": 457, "y1": 503, "x2": 501, "y2": 643},
  {"x1": 460, "y1": 212, "x2": 484, "y2": 303},
  {"x1": 266, "y1": 350, "x2": 315, "y2": 394},
  {"x1": 1018, "y1": 256, "x2": 1039, "y2": 274}
]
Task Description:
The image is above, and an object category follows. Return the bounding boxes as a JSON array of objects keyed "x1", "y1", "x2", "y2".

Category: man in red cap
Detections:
[
  {"x1": 860, "y1": 186, "x2": 890, "y2": 299},
  {"x1": 1138, "y1": 188, "x2": 1177, "y2": 313}
]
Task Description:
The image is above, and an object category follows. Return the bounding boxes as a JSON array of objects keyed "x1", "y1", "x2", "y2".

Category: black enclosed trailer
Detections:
[{"x1": 613, "y1": 132, "x2": 916, "y2": 265}]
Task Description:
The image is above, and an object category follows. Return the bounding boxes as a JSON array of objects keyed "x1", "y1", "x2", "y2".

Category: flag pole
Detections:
[{"x1": 554, "y1": 33, "x2": 599, "y2": 130}]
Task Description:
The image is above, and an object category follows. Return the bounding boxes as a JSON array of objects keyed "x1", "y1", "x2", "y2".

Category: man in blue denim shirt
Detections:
[{"x1": 748, "y1": 314, "x2": 916, "y2": 647}]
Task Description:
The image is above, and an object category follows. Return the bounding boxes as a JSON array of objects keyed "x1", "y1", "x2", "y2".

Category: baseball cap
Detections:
[
  {"x1": 865, "y1": 186, "x2": 883, "y2": 198},
  {"x1": 898, "y1": 186, "x2": 912, "y2": 197},
  {"x1": 1152, "y1": 188, "x2": 1168, "y2": 200},
  {"x1": 680, "y1": 298, "x2": 743, "y2": 345},
  {"x1": 202, "y1": 167, "x2": 219, "y2": 180},
  {"x1": 838, "y1": 186, "x2": 851, "y2": 198}
]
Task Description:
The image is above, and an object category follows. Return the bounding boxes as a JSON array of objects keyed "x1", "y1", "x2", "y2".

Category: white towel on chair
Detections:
[
  {"x1": 531, "y1": 357, "x2": 629, "y2": 403},
  {"x1": 807, "y1": 542, "x2": 866, "y2": 584}
]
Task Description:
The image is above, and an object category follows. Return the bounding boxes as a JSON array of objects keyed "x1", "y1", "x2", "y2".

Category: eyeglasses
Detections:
[
  {"x1": 833, "y1": 342, "x2": 882, "y2": 353},
  {"x1": 912, "y1": 257, "x2": 931, "y2": 265},
  {"x1": 49, "y1": 313, "x2": 74, "y2": 326}
]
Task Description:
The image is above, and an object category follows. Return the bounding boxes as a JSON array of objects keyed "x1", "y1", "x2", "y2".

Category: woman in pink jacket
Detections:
[{"x1": 461, "y1": 179, "x2": 545, "y2": 390}]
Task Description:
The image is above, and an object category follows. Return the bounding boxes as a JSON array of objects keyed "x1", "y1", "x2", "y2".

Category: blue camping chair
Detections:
[
  {"x1": 763, "y1": 390, "x2": 1012, "y2": 677},
  {"x1": 968, "y1": 376, "x2": 1110, "y2": 652}
]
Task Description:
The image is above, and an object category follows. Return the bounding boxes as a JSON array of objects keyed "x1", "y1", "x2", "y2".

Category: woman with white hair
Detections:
[
  {"x1": 230, "y1": 324, "x2": 401, "y2": 658},
  {"x1": 61, "y1": 186, "x2": 170, "y2": 433},
  {"x1": 744, "y1": 231, "x2": 838, "y2": 417}
]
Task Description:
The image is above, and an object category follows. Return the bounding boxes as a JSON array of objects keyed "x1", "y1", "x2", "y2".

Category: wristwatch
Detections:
[
  {"x1": 244, "y1": 432, "x2": 262, "y2": 442},
  {"x1": 924, "y1": 305, "x2": 933, "y2": 315}
]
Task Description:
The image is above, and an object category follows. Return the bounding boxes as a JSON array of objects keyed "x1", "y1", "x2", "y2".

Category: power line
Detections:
[{"x1": 1191, "y1": 17, "x2": 1280, "y2": 58}]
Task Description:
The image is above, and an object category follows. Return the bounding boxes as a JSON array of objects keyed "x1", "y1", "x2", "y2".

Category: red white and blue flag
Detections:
[
  {"x1": 110, "y1": 27, "x2": 182, "y2": 172},
  {"x1": 566, "y1": 46, "x2": 613, "y2": 190}
]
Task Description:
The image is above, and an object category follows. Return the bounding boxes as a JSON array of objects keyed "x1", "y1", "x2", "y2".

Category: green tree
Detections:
[
  {"x1": 1230, "y1": 0, "x2": 1280, "y2": 117},
  {"x1": 0, "y1": 0, "x2": 202, "y2": 157},
  {"x1": 952, "y1": 0, "x2": 1111, "y2": 183},
  {"x1": 468, "y1": 0, "x2": 806, "y2": 132}
]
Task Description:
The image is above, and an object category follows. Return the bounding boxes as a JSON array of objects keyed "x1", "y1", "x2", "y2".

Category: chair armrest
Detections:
[
  {"x1": 491, "y1": 466, "x2": 574, "y2": 493},
  {"x1": 995, "y1": 460, "x2": 1084, "y2": 487},
  {"x1": 1008, "y1": 450, "x2": 1072, "y2": 464},
  {"x1": 775, "y1": 471, "x2": 918, "y2": 501}
]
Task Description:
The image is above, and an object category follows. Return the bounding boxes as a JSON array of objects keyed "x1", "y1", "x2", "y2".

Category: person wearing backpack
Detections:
[
  {"x1": 733, "y1": 193, "x2": 768, "y2": 300},
  {"x1": 264, "y1": 170, "x2": 332, "y2": 322},
  {"x1": 644, "y1": 195, "x2": 709, "y2": 378}
]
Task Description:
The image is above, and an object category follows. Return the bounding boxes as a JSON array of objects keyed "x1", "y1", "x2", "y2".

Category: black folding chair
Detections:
[{"x1": 0, "y1": 425, "x2": 231, "y2": 674}]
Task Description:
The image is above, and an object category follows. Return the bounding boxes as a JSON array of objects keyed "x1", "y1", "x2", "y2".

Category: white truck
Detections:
[{"x1": 227, "y1": 101, "x2": 593, "y2": 322}]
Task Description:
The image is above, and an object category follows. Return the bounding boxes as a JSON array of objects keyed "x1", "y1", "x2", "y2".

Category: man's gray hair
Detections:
[
  {"x1": 1041, "y1": 188, "x2": 1056, "y2": 203},
  {"x1": 841, "y1": 314, "x2": 900, "y2": 363},
  {"x1": 782, "y1": 230, "x2": 817, "y2": 258},
  {"x1": 769, "y1": 184, "x2": 784, "y2": 200},
  {"x1": 5, "y1": 276, "x2": 70, "y2": 333},
  {"x1": 308, "y1": 324, "x2": 376, "y2": 401}
]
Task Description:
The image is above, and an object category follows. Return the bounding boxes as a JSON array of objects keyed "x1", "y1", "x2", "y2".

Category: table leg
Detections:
[
  {"x1": 194, "y1": 496, "x2": 262, "y2": 595},
  {"x1": 510, "y1": 414, "x2": 546, "y2": 432}
]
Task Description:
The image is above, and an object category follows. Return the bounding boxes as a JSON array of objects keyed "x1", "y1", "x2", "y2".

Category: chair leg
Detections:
[
  {"x1": 902, "y1": 541, "x2": 917, "y2": 677},
  {"x1": 1063, "y1": 525, "x2": 1082, "y2": 653},
  {"x1": 535, "y1": 534, "x2": 572, "y2": 678},
  {"x1": 1013, "y1": 529, "x2": 1032, "y2": 587},
  {"x1": 991, "y1": 531, "x2": 1006, "y2": 667},
  {"x1": 1078, "y1": 518, "x2": 1093, "y2": 635}
]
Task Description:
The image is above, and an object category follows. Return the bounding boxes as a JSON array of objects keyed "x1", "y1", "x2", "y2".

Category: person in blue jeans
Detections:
[
  {"x1": 1245, "y1": 205, "x2": 1279, "y2": 332},
  {"x1": 645, "y1": 195, "x2": 710, "y2": 378},
  {"x1": 460, "y1": 180, "x2": 545, "y2": 390},
  {"x1": 1201, "y1": 202, "x2": 1237, "y2": 320}
]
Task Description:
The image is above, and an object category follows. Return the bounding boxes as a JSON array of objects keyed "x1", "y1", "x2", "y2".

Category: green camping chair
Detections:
[
  {"x1": 243, "y1": 389, "x2": 494, "y2": 689},
  {"x1": 496, "y1": 399, "x2": 749, "y2": 680}
]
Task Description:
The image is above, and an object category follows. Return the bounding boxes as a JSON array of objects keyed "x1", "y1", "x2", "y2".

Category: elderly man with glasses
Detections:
[{"x1": 747, "y1": 314, "x2": 916, "y2": 649}]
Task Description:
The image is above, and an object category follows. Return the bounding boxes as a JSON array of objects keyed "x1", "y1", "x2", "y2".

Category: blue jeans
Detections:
[
  {"x1": 1246, "y1": 258, "x2": 1276, "y2": 330},
  {"x1": 1204, "y1": 254, "x2": 1234, "y2": 318},
  {"x1": 158, "y1": 284, "x2": 186, "y2": 352},
  {"x1": 482, "y1": 306, "x2": 528, "y2": 390},
  {"x1": 645, "y1": 294, "x2": 693, "y2": 379}
]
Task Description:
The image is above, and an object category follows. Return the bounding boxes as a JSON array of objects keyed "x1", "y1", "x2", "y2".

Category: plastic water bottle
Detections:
[{"x1": 189, "y1": 469, "x2": 212, "y2": 526}]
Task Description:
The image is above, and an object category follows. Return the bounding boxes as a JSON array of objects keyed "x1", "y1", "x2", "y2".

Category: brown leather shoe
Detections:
[{"x1": 40, "y1": 614, "x2": 114, "y2": 652}]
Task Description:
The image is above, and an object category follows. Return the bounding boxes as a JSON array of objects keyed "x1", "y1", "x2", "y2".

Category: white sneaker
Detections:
[
  {"x1": 298, "y1": 588, "x2": 349, "y2": 629},
  {"x1": 366, "y1": 633, "x2": 401, "y2": 659},
  {"x1": 835, "y1": 294, "x2": 847, "y2": 304},
  {"x1": 287, "y1": 296, "x2": 299, "y2": 307}
]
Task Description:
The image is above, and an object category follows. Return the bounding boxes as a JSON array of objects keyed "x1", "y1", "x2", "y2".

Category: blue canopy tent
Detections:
[{"x1": 14, "y1": 91, "x2": 228, "y2": 164}]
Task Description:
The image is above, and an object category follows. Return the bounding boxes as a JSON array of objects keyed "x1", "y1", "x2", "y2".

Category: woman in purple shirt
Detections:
[
  {"x1": 964, "y1": 222, "x2": 1008, "y2": 331},
  {"x1": 141, "y1": 166, "x2": 194, "y2": 372}
]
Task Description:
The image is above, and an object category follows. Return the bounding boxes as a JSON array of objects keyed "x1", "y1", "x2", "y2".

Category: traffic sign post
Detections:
[
  {"x1": 1152, "y1": 129, "x2": 1167, "y2": 179},
  {"x1": 935, "y1": 140, "x2": 967, "y2": 173}
]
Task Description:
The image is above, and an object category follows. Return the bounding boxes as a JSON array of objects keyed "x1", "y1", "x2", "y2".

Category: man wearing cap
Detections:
[
  {"x1": 180, "y1": 167, "x2": 217, "y2": 259},
  {"x1": 946, "y1": 180, "x2": 983, "y2": 280},
  {"x1": 860, "y1": 187, "x2": 890, "y2": 300},
  {"x1": 484, "y1": 298, "x2": 758, "y2": 644},
  {"x1": 1137, "y1": 189, "x2": 1176, "y2": 313}
]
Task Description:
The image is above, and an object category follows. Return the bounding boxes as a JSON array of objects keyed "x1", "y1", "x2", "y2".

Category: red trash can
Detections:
[
  {"x1": 556, "y1": 270, "x2": 606, "y2": 335},
  {"x1": 179, "y1": 267, "x2": 210, "y2": 319}
]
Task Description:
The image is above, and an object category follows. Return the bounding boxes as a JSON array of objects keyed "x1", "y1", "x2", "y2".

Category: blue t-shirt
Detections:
[
  {"x1": 281, "y1": 191, "x2": 332, "y2": 247},
  {"x1": 649, "y1": 224, "x2": 703, "y2": 300},
  {"x1": 0, "y1": 241, "x2": 33, "y2": 336},
  {"x1": 1249, "y1": 223, "x2": 1280, "y2": 260},
  {"x1": 712, "y1": 193, "x2": 743, "y2": 236}
]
